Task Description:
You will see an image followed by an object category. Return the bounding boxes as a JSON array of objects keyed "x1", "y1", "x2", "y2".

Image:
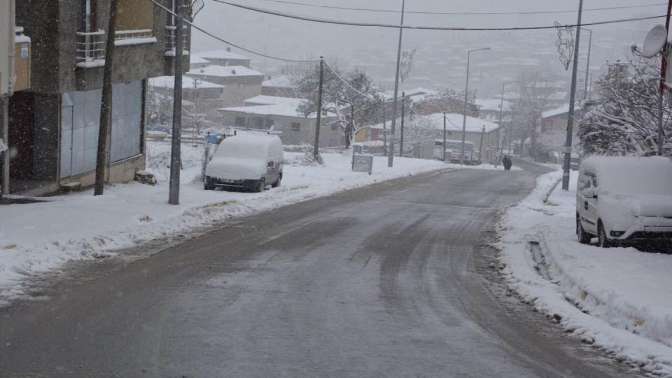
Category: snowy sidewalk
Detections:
[
  {"x1": 500, "y1": 170, "x2": 672, "y2": 376},
  {"x1": 0, "y1": 144, "x2": 447, "y2": 305}
]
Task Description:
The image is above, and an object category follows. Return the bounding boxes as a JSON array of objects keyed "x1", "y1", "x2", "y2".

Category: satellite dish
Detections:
[{"x1": 642, "y1": 25, "x2": 668, "y2": 58}]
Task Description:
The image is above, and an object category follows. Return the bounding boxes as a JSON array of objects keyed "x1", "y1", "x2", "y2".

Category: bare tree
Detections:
[{"x1": 509, "y1": 73, "x2": 553, "y2": 160}]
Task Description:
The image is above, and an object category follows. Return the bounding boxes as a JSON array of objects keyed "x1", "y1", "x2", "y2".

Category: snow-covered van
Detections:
[
  {"x1": 204, "y1": 133, "x2": 284, "y2": 192},
  {"x1": 576, "y1": 156, "x2": 672, "y2": 247}
]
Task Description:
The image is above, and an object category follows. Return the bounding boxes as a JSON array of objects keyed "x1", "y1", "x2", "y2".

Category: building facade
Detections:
[
  {"x1": 7, "y1": 0, "x2": 189, "y2": 195},
  {"x1": 218, "y1": 96, "x2": 344, "y2": 147}
]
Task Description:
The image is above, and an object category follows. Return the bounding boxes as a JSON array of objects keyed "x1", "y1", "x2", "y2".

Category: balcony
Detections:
[
  {"x1": 76, "y1": 30, "x2": 105, "y2": 68},
  {"x1": 164, "y1": 25, "x2": 189, "y2": 57},
  {"x1": 77, "y1": 29, "x2": 158, "y2": 69},
  {"x1": 114, "y1": 29, "x2": 157, "y2": 47}
]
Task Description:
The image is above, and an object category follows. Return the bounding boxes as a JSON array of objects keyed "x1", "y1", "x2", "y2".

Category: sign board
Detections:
[
  {"x1": 0, "y1": 0, "x2": 14, "y2": 96},
  {"x1": 352, "y1": 154, "x2": 373, "y2": 175}
]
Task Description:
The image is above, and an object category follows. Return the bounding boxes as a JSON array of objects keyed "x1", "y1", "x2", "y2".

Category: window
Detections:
[
  {"x1": 291, "y1": 122, "x2": 301, "y2": 132},
  {"x1": 81, "y1": 0, "x2": 97, "y2": 32},
  {"x1": 235, "y1": 117, "x2": 246, "y2": 127},
  {"x1": 117, "y1": 0, "x2": 154, "y2": 31}
]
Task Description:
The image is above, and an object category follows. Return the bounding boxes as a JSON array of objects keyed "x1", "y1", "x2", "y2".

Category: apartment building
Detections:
[{"x1": 8, "y1": 0, "x2": 190, "y2": 195}]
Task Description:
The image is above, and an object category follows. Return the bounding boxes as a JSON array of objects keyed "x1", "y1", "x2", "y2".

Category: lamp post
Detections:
[{"x1": 461, "y1": 47, "x2": 490, "y2": 165}]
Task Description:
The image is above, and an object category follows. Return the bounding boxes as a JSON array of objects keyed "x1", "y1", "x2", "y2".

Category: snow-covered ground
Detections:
[
  {"x1": 0, "y1": 142, "x2": 450, "y2": 305},
  {"x1": 500, "y1": 169, "x2": 672, "y2": 376}
]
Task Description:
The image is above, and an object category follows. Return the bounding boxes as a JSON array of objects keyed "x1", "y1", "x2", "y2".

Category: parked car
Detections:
[
  {"x1": 204, "y1": 134, "x2": 284, "y2": 192},
  {"x1": 576, "y1": 156, "x2": 672, "y2": 247}
]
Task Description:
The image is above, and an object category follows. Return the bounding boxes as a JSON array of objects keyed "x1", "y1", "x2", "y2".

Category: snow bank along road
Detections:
[
  {"x1": 501, "y1": 170, "x2": 672, "y2": 376},
  {"x1": 0, "y1": 165, "x2": 639, "y2": 377}
]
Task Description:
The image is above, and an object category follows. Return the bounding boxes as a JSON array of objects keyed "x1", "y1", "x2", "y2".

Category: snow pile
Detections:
[
  {"x1": 0, "y1": 144, "x2": 447, "y2": 306},
  {"x1": 500, "y1": 170, "x2": 672, "y2": 375}
]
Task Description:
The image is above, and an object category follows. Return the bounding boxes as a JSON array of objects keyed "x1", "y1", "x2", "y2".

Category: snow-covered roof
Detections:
[
  {"x1": 197, "y1": 49, "x2": 250, "y2": 61},
  {"x1": 368, "y1": 113, "x2": 499, "y2": 133},
  {"x1": 149, "y1": 76, "x2": 224, "y2": 89},
  {"x1": 220, "y1": 96, "x2": 336, "y2": 119},
  {"x1": 187, "y1": 65, "x2": 264, "y2": 78},
  {"x1": 190, "y1": 55, "x2": 209, "y2": 65},
  {"x1": 542, "y1": 104, "x2": 570, "y2": 119},
  {"x1": 476, "y1": 98, "x2": 512, "y2": 112},
  {"x1": 417, "y1": 113, "x2": 500, "y2": 133},
  {"x1": 262, "y1": 75, "x2": 295, "y2": 88},
  {"x1": 244, "y1": 95, "x2": 301, "y2": 106}
]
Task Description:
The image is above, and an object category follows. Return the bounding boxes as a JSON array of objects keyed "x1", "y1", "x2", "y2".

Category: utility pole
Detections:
[
  {"x1": 583, "y1": 28, "x2": 593, "y2": 100},
  {"x1": 169, "y1": 0, "x2": 185, "y2": 205},
  {"x1": 1, "y1": 96, "x2": 8, "y2": 197},
  {"x1": 388, "y1": 0, "x2": 405, "y2": 168},
  {"x1": 94, "y1": 0, "x2": 119, "y2": 196},
  {"x1": 479, "y1": 125, "x2": 486, "y2": 162},
  {"x1": 562, "y1": 0, "x2": 583, "y2": 191},
  {"x1": 443, "y1": 112, "x2": 447, "y2": 162},
  {"x1": 497, "y1": 83, "x2": 506, "y2": 157},
  {"x1": 658, "y1": 0, "x2": 672, "y2": 155},
  {"x1": 400, "y1": 92, "x2": 405, "y2": 157},
  {"x1": 313, "y1": 56, "x2": 324, "y2": 161},
  {"x1": 461, "y1": 47, "x2": 490, "y2": 165}
]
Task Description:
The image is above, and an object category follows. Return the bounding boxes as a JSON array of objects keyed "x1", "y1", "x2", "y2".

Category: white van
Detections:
[
  {"x1": 576, "y1": 156, "x2": 672, "y2": 247},
  {"x1": 204, "y1": 134, "x2": 284, "y2": 192}
]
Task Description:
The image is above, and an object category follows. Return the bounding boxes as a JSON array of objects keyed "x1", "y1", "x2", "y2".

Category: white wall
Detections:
[{"x1": 0, "y1": 0, "x2": 14, "y2": 96}]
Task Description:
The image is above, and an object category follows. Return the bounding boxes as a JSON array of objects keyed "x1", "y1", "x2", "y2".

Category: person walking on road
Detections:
[{"x1": 503, "y1": 155, "x2": 513, "y2": 171}]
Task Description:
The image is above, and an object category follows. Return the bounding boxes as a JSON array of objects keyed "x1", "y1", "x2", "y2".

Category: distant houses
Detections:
[{"x1": 218, "y1": 95, "x2": 344, "y2": 147}]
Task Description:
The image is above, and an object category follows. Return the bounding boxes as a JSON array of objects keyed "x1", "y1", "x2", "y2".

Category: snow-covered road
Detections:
[{"x1": 0, "y1": 144, "x2": 447, "y2": 305}]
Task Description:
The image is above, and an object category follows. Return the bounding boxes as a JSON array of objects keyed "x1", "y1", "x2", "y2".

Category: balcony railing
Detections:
[
  {"x1": 114, "y1": 29, "x2": 157, "y2": 47},
  {"x1": 76, "y1": 30, "x2": 106, "y2": 68},
  {"x1": 164, "y1": 25, "x2": 190, "y2": 56}
]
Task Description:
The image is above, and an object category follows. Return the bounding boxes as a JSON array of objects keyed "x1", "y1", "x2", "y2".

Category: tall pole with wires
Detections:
[
  {"x1": 388, "y1": 0, "x2": 405, "y2": 168},
  {"x1": 314, "y1": 57, "x2": 324, "y2": 161},
  {"x1": 443, "y1": 112, "x2": 447, "y2": 162},
  {"x1": 583, "y1": 28, "x2": 593, "y2": 100},
  {"x1": 562, "y1": 0, "x2": 584, "y2": 191},
  {"x1": 169, "y1": 0, "x2": 185, "y2": 205},
  {"x1": 461, "y1": 47, "x2": 489, "y2": 165},
  {"x1": 94, "y1": 0, "x2": 119, "y2": 196},
  {"x1": 400, "y1": 92, "x2": 405, "y2": 157},
  {"x1": 658, "y1": 0, "x2": 672, "y2": 155}
]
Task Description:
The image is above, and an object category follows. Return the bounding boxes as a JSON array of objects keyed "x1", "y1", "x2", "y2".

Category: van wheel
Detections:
[
  {"x1": 272, "y1": 174, "x2": 282, "y2": 188},
  {"x1": 255, "y1": 178, "x2": 266, "y2": 193},
  {"x1": 598, "y1": 221, "x2": 613, "y2": 248},
  {"x1": 577, "y1": 216, "x2": 591, "y2": 244},
  {"x1": 204, "y1": 178, "x2": 215, "y2": 191}
]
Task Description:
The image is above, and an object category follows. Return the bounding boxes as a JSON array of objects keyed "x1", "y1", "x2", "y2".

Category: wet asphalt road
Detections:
[{"x1": 0, "y1": 164, "x2": 639, "y2": 377}]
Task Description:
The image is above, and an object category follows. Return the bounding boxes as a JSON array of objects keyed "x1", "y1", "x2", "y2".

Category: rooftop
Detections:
[
  {"x1": 149, "y1": 76, "x2": 225, "y2": 89},
  {"x1": 262, "y1": 75, "x2": 295, "y2": 88},
  {"x1": 187, "y1": 65, "x2": 264, "y2": 78},
  {"x1": 476, "y1": 98, "x2": 512, "y2": 112},
  {"x1": 196, "y1": 49, "x2": 251, "y2": 61},
  {"x1": 220, "y1": 96, "x2": 336, "y2": 119}
]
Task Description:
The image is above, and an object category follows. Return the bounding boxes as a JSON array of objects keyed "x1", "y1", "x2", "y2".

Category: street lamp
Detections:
[{"x1": 461, "y1": 47, "x2": 490, "y2": 165}]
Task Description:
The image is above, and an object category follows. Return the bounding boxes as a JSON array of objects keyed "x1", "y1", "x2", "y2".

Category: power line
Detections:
[
  {"x1": 210, "y1": 0, "x2": 666, "y2": 31},
  {"x1": 150, "y1": 0, "x2": 318, "y2": 63},
  {"x1": 246, "y1": 0, "x2": 667, "y2": 17}
]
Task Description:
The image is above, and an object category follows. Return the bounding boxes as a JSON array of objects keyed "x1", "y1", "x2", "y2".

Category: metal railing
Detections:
[
  {"x1": 164, "y1": 25, "x2": 189, "y2": 54},
  {"x1": 115, "y1": 29, "x2": 154, "y2": 42},
  {"x1": 76, "y1": 30, "x2": 106, "y2": 66}
]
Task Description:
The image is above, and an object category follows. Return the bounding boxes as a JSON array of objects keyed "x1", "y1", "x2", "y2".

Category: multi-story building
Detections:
[
  {"x1": 196, "y1": 48, "x2": 252, "y2": 68},
  {"x1": 186, "y1": 65, "x2": 265, "y2": 108},
  {"x1": 7, "y1": 0, "x2": 189, "y2": 195},
  {"x1": 1, "y1": 0, "x2": 32, "y2": 196}
]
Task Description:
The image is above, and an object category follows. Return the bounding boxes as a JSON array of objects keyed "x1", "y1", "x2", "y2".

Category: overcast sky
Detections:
[{"x1": 193, "y1": 0, "x2": 667, "y2": 95}]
